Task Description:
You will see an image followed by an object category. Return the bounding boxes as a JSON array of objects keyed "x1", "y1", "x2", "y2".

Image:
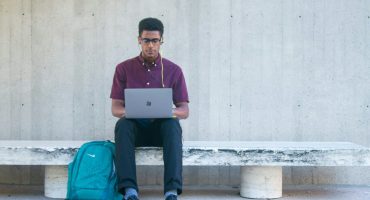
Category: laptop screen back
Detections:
[{"x1": 124, "y1": 88, "x2": 173, "y2": 118}]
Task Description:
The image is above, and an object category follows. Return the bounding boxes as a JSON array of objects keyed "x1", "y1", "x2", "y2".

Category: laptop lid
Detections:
[{"x1": 124, "y1": 88, "x2": 173, "y2": 119}]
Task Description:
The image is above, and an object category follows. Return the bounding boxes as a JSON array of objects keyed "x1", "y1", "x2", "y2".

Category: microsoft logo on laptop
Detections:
[{"x1": 146, "y1": 101, "x2": 152, "y2": 106}]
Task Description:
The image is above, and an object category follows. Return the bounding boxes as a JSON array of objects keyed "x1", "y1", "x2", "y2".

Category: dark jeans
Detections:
[{"x1": 114, "y1": 118, "x2": 183, "y2": 195}]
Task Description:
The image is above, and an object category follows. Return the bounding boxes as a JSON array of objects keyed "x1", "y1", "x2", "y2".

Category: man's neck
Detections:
[
  {"x1": 141, "y1": 53, "x2": 159, "y2": 63},
  {"x1": 144, "y1": 58, "x2": 155, "y2": 63}
]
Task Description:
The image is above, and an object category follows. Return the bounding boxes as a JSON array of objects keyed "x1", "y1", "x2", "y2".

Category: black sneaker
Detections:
[
  {"x1": 165, "y1": 194, "x2": 177, "y2": 200},
  {"x1": 126, "y1": 195, "x2": 139, "y2": 200}
]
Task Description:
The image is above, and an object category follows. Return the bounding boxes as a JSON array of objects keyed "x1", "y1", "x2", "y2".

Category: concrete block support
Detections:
[
  {"x1": 240, "y1": 166, "x2": 282, "y2": 199},
  {"x1": 44, "y1": 165, "x2": 68, "y2": 199}
]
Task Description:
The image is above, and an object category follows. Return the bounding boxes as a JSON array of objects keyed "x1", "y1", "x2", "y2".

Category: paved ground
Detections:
[{"x1": 0, "y1": 184, "x2": 370, "y2": 199}]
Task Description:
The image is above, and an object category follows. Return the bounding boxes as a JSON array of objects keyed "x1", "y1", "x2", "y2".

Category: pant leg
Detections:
[
  {"x1": 158, "y1": 118, "x2": 183, "y2": 195},
  {"x1": 114, "y1": 117, "x2": 139, "y2": 194}
]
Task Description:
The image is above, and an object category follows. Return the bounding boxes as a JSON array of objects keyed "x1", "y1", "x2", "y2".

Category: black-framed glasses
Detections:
[{"x1": 141, "y1": 38, "x2": 163, "y2": 45}]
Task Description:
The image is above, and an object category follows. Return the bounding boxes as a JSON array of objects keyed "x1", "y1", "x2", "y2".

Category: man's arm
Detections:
[
  {"x1": 112, "y1": 99, "x2": 125, "y2": 118},
  {"x1": 173, "y1": 102, "x2": 189, "y2": 119}
]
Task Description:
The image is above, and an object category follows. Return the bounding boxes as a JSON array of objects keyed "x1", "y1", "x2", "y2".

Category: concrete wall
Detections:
[{"x1": 1, "y1": 0, "x2": 370, "y2": 186}]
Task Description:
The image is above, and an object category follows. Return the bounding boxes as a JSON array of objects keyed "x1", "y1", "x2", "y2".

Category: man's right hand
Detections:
[{"x1": 111, "y1": 99, "x2": 125, "y2": 118}]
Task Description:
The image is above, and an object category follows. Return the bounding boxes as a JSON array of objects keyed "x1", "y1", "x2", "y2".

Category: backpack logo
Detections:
[{"x1": 87, "y1": 153, "x2": 96, "y2": 158}]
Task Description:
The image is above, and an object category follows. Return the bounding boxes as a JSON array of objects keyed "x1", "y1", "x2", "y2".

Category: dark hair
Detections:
[{"x1": 138, "y1": 18, "x2": 164, "y2": 38}]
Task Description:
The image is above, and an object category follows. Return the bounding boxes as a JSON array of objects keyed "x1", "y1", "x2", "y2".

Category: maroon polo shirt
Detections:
[{"x1": 110, "y1": 53, "x2": 189, "y2": 104}]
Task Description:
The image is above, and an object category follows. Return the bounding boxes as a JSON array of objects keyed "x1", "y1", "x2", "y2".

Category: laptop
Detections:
[{"x1": 124, "y1": 88, "x2": 173, "y2": 118}]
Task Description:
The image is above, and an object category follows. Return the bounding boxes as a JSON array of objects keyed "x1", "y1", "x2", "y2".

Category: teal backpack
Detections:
[{"x1": 67, "y1": 141, "x2": 123, "y2": 200}]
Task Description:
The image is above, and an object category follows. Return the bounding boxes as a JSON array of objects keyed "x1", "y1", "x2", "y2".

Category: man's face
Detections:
[{"x1": 138, "y1": 30, "x2": 162, "y2": 62}]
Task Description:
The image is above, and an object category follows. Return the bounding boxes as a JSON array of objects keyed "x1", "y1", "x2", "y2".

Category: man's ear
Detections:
[{"x1": 138, "y1": 36, "x2": 141, "y2": 44}]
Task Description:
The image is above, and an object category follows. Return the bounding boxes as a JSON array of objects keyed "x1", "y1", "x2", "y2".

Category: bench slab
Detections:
[
  {"x1": 0, "y1": 140, "x2": 369, "y2": 166},
  {"x1": 1, "y1": 140, "x2": 370, "y2": 199}
]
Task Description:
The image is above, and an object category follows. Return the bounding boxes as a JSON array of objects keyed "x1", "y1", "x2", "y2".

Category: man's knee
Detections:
[
  {"x1": 115, "y1": 118, "x2": 135, "y2": 129},
  {"x1": 160, "y1": 118, "x2": 182, "y2": 138},
  {"x1": 160, "y1": 118, "x2": 181, "y2": 129},
  {"x1": 114, "y1": 117, "x2": 136, "y2": 142}
]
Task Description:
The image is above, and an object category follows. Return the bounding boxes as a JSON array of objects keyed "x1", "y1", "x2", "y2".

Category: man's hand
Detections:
[
  {"x1": 173, "y1": 102, "x2": 189, "y2": 119},
  {"x1": 112, "y1": 99, "x2": 125, "y2": 118}
]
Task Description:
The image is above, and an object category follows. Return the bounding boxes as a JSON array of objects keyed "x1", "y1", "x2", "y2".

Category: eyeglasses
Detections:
[{"x1": 140, "y1": 38, "x2": 163, "y2": 45}]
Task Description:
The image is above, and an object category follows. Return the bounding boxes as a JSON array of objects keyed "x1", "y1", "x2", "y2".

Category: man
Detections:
[{"x1": 110, "y1": 18, "x2": 189, "y2": 200}]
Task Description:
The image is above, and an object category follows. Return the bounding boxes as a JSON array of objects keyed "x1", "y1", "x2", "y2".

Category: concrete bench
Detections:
[{"x1": 1, "y1": 140, "x2": 370, "y2": 199}]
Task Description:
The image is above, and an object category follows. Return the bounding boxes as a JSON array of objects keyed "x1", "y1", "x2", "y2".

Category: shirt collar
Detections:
[{"x1": 138, "y1": 52, "x2": 161, "y2": 68}]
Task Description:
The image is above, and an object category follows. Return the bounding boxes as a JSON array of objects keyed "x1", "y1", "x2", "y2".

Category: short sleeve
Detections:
[
  {"x1": 110, "y1": 64, "x2": 126, "y2": 100},
  {"x1": 172, "y1": 68, "x2": 189, "y2": 104}
]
